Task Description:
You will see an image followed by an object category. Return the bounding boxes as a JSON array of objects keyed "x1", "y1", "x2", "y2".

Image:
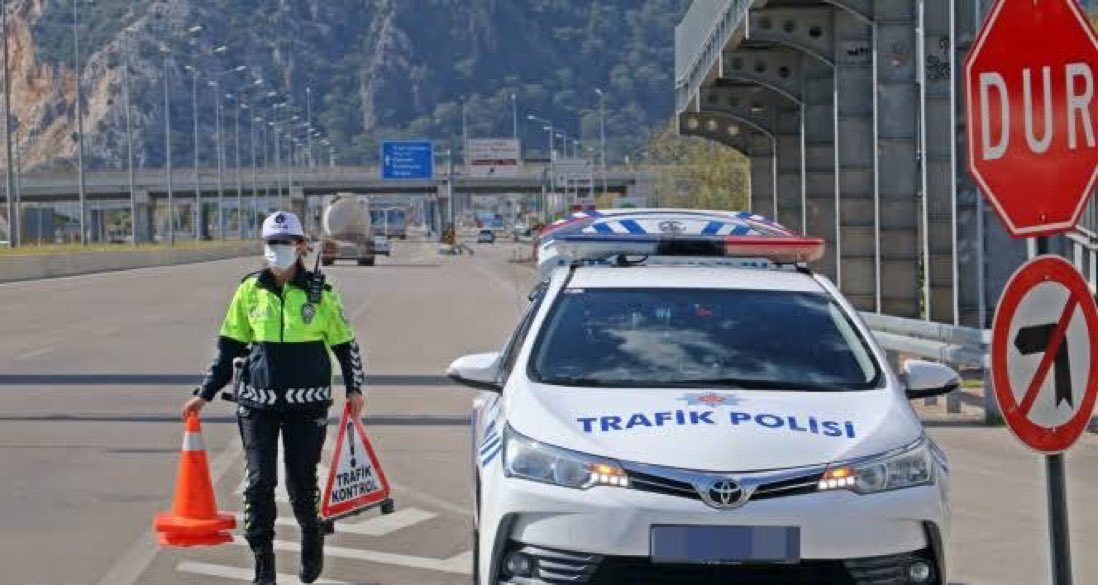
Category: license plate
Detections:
[{"x1": 650, "y1": 525, "x2": 800, "y2": 564}]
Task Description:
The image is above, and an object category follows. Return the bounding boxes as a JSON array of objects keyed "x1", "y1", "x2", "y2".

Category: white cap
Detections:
[{"x1": 261, "y1": 211, "x2": 305, "y2": 240}]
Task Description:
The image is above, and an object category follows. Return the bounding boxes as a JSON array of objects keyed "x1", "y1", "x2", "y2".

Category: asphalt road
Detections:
[{"x1": 0, "y1": 240, "x2": 1095, "y2": 585}]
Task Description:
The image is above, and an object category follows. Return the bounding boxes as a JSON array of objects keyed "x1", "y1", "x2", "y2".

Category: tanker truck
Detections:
[{"x1": 320, "y1": 194, "x2": 377, "y2": 266}]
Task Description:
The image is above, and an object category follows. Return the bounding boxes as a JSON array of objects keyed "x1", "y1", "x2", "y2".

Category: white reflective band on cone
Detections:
[{"x1": 182, "y1": 432, "x2": 206, "y2": 452}]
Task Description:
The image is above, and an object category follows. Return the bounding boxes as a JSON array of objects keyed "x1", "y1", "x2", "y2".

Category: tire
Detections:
[{"x1": 357, "y1": 257, "x2": 375, "y2": 266}]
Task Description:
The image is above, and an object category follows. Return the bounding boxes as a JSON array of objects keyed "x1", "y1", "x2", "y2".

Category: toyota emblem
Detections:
[{"x1": 703, "y1": 478, "x2": 745, "y2": 509}]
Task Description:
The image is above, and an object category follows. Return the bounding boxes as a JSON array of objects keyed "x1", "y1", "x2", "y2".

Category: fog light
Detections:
[
  {"x1": 504, "y1": 552, "x2": 533, "y2": 577},
  {"x1": 907, "y1": 560, "x2": 933, "y2": 583}
]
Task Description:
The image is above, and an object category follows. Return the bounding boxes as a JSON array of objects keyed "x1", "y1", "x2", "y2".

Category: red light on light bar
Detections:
[{"x1": 723, "y1": 236, "x2": 825, "y2": 263}]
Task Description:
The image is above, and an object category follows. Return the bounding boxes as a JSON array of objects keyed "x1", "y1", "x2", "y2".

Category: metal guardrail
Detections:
[
  {"x1": 860, "y1": 312, "x2": 992, "y2": 420},
  {"x1": 861, "y1": 312, "x2": 989, "y2": 368}
]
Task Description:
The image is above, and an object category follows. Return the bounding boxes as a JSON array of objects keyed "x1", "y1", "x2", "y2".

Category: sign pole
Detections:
[
  {"x1": 1046, "y1": 453, "x2": 1073, "y2": 585},
  {"x1": 1033, "y1": 235, "x2": 1074, "y2": 585}
]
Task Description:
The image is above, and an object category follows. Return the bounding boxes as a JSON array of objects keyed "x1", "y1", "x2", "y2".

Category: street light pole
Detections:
[
  {"x1": 230, "y1": 93, "x2": 242, "y2": 238},
  {"x1": 3, "y1": 0, "x2": 17, "y2": 247},
  {"x1": 595, "y1": 87, "x2": 607, "y2": 197},
  {"x1": 212, "y1": 81, "x2": 224, "y2": 238},
  {"x1": 162, "y1": 48, "x2": 174, "y2": 245},
  {"x1": 73, "y1": 0, "x2": 87, "y2": 245},
  {"x1": 461, "y1": 98, "x2": 468, "y2": 168},
  {"x1": 186, "y1": 65, "x2": 200, "y2": 239},
  {"x1": 249, "y1": 109, "x2": 258, "y2": 230},
  {"x1": 305, "y1": 86, "x2": 314, "y2": 169},
  {"x1": 123, "y1": 25, "x2": 136, "y2": 245},
  {"x1": 510, "y1": 93, "x2": 517, "y2": 140}
]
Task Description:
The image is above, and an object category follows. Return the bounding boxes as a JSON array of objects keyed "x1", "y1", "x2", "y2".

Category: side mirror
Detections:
[
  {"x1": 447, "y1": 352, "x2": 503, "y2": 393},
  {"x1": 901, "y1": 360, "x2": 960, "y2": 400}
]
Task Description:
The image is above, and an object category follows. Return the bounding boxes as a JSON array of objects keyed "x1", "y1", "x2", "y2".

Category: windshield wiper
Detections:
[
  {"x1": 673, "y1": 378, "x2": 851, "y2": 391},
  {"x1": 538, "y1": 376, "x2": 618, "y2": 387}
]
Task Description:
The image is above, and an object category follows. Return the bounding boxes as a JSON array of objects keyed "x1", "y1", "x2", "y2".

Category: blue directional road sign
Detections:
[{"x1": 380, "y1": 140, "x2": 434, "y2": 180}]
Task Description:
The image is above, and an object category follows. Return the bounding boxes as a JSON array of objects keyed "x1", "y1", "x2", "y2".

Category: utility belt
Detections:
[
  {"x1": 237, "y1": 384, "x2": 332, "y2": 406},
  {"x1": 223, "y1": 358, "x2": 333, "y2": 409}
]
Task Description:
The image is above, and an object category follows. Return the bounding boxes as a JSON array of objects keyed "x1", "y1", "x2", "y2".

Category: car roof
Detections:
[{"x1": 565, "y1": 264, "x2": 826, "y2": 293}]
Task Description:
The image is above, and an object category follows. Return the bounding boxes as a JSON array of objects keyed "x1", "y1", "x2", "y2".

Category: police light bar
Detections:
[
  {"x1": 536, "y1": 209, "x2": 825, "y2": 271},
  {"x1": 549, "y1": 233, "x2": 825, "y2": 264}
]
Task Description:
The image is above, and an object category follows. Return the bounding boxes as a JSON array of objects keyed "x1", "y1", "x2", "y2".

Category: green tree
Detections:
[{"x1": 643, "y1": 121, "x2": 750, "y2": 211}]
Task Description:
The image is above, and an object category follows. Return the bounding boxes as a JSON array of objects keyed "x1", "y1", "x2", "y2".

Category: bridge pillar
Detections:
[
  {"x1": 833, "y1": 11, "x2": 877, "y2": 312},
  {"x1": 88, "y1": 207, "x2": 105, "y2": 243},
  {"x1": 625, "y1": 174, "x2": 654, "y2": 208},
  {"x1": 875, "y1": 0, "x2": 920, "y2": 318},
  {"x1": 747, "y1": 7, "x2": 840, "y2": 282},
  {"x1": 923, "y1": 0, "x2": 958, "y2": 324},
  {"x1": 288, "y1": 188, "x2": 306, "y2": 222},
  {"x1": 133, "y1": 189, "x2": 154, "y2": 244},
  {"x1": 802, "y1": 58, "x2": 839, "y2": 283}
]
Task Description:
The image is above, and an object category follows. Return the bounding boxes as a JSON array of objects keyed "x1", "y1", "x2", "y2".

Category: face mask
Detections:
[{"x1": 264, "y1": 244, "x2": 298, "y2": 271}]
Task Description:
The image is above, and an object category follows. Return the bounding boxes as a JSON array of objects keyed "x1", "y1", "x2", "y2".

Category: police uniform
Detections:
[{"x1": 195, "y1": 212, "x2": 364, "y2": 584}]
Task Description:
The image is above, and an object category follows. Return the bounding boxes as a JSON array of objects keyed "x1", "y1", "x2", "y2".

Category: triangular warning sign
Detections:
[{"x1": 321, "y1": 403, "x2": 391, "y2": 519}]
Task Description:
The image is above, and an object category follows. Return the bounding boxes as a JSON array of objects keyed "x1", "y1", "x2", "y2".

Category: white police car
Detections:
[{"x1": 448, "y1": 210, "x2": 957, "y2": 585}]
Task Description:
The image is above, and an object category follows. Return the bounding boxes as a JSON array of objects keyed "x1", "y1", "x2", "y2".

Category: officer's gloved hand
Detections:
[
  {"x1": 347, "y1": 393, "x2": 365, "y2": 419},
  {"x1": 182, "y1": 396, "x2": 208, "y2": 420}
]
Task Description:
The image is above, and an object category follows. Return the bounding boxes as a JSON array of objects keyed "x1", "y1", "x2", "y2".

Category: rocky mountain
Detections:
[{"x1": 3, "y1": 0, "x2": 689, "y2": 172}]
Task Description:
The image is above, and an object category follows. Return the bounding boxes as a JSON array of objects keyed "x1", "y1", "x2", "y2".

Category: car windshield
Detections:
[{"x1": 529, "y1": 287, "x2": 881, "y2": 391}]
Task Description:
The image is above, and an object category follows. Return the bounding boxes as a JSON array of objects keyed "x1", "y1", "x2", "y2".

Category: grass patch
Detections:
[
  {"x1": 961, "y1": 379, "x2": 983, "y2": 389},
  {"x1": 0, "y1": 240, "x2": 252, "y2": 257}
]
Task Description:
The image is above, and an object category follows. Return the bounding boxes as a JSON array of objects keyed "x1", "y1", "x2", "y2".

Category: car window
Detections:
[
  {"x1": 528, "y1": 287, "x2": 881, "y2": 391},
  {"x1": 498, "y1": 285, "x2": 547, "y2": 383}
]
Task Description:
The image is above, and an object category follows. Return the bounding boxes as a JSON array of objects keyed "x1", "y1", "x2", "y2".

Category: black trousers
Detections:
[{"x1": 237, "y1": 405, "x2": 328, "y2": 549}]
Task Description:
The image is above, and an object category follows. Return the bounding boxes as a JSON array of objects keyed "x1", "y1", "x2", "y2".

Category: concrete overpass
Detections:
[
  {"x1": 2, "y1": 164, "x2": 654, "y2": 242},
  {"x1": 673, "y1": 0, "x2": 1071, "y2": 325},
  {"x1": 7, "y1": 164, "x2": 650, "y2": 202}
]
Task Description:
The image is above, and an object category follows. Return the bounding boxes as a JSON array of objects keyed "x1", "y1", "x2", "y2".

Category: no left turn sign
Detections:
[{"x1": 992, "y1": 255, "x2": 1098, "y2": 453}]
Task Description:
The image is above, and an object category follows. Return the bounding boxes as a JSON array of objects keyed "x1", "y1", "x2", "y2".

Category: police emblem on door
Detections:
[{"x1": 301, "y1": 303, "x2": 316, "y2": 324}]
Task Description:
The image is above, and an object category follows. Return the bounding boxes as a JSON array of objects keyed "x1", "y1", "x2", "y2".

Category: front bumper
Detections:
[{"x1": 482, "y1": 472, "x2": 947, "y2": 584}]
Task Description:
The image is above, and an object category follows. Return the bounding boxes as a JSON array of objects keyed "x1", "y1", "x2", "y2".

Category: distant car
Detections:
[
  {"x1": 512, "y1": 222, "x2": 532, "y2": 239},
  {"x1": 373, "y1": 235, "x2": 391, "y2": 256},
  {"x1": 477, "y1": 229, "x2": 496, "y2": 244}
]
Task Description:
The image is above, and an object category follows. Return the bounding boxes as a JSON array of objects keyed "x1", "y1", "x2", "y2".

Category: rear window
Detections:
[{"x1": 528, "y1": 288, "x2": 881, "y2": 391}]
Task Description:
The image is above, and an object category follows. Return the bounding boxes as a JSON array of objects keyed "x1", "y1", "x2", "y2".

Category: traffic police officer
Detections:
[{"x1": 182, "y1": 211, "x2": 365, "y2": 585}]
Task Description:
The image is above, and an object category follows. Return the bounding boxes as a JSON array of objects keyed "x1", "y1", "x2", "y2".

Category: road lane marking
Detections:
[
  {"x1": 229, "y1": 507, "x2": 436, "y2": 537},
  {"x1": 338, "y1": 507, "x2": 436, "y2": 535},
  {"x1": 94, "y1": 439, "x2": 243, "y2": 585},
  {"x1": 389, "y1": 481, "x2": 474, "y2": 518},
  {"x1": 232, "y1": 536, "x2": 472, "y2": 575},
  {"x1": 176, "y1": 561, "x2": 359, "y2": 585},
  {"x1": 13, "y1": 346, "x2": 54, "y2": 361},
  {"x1": 0, "y1": 373, "x2": 455, "y2": 386}
]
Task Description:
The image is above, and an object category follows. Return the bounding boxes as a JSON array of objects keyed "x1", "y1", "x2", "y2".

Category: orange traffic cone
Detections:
[{"x1": 153, "y1": 412, "x2": 236, "y2": 546}]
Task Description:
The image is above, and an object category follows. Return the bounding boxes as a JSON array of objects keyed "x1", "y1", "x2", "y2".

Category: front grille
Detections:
[
  {"x1": 752, "y1": 471, "x2": 824, "y2": 501},
  {"x1": 624, "y1": 465, "x2": 823, "y2": 505},
  {"x1": 627, "y1": 469, "x2": 702, "y2": 501},
  {"x1": 591, "y1": 557, "x2": 856, "y2": 585}
]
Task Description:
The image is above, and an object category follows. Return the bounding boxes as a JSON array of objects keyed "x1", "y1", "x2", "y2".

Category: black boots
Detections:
[
  {"x1": 252, "y1": 544, "x2": 276, "y2": 585},
  {"x1": 299, "y1": 527, "x2": 325, "y2": 584}
]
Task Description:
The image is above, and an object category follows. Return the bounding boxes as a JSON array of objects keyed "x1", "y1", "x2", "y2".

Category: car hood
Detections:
[{"x1": 505, "y1": 383, "x2": 922, "y2": 472}]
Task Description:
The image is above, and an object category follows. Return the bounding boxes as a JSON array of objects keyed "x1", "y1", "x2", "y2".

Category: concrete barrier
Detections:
[{"x1": 0, "y1": 243, "x2": 260, "y2": 283}]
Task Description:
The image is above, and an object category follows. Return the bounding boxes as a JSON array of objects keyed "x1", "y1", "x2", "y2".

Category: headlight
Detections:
[
  {"x1": 818, "y1": 439, "x2": 934, "y2": 494},
  {"x1": 503, "y1": 426, "x2": 629, "y2": 489}
]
